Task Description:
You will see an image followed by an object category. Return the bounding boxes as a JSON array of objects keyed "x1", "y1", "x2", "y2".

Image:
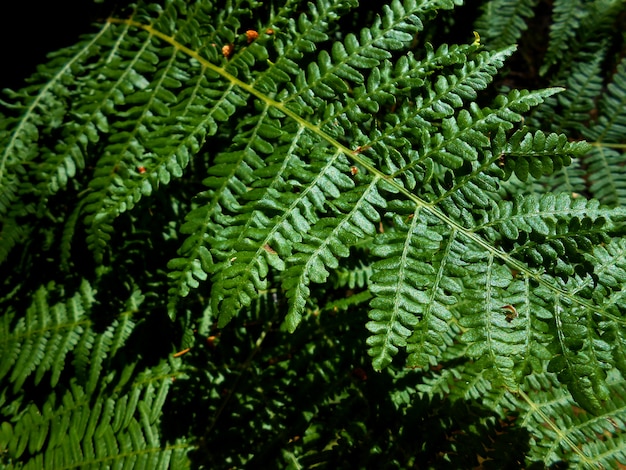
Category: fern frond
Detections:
[
  {"x1": 520, "y1": 373, "x2": 626, "y2": 467},
  {"x1": 0, "y1": 219, "x2": 28, "y2": 266},
  {"x1": 283, "y1": 178, "x2": 385, "y2": 331},
  {"x1": 475, "y1": 0, "x2": 539, "y2": 50},
  {"x1": 0, "y1": 25, "x2": 111, "y2": 218},
  {"x1": 417, "y1": 358, "x2": 515, "y2": 413},
  {"x1": 480, "y1": 193, "x2": 613, "y2": 265},
  {"x1": 0, "y1": 360, "x2": 190, "y2": 469},
  {"x1": 59, "y1": 200, "x2": 86, "y2": 272},
  {"x1": 536, "y1": 237, "x2": 626, "y2": 414},
  {"x1": 166, "y1": 0, "x2": 461, "y2": 323},
  {"x1": 502, "y1": 130, "x2": 586, "y2": 182},
  {"x1": 0, "y1": 172, "x2": 19, "y2": 220},
  {"x1": 81, "y1": 29, "x2": 248, "y2": 261},
  {"x1": 366, "y1": 201, "x2": 459, "y2": 370},
  {"x1": 576, "y1": 57, "x2": 626, "y2": 206},
  {"x1": 584, "y1": 146, "x2": 626, "y2": 206},
  {"x1": 570, "y1": 0, "x2": 625, "y2": 66},
  {"x1": 332, "y1": 255, "x2": 374, "y2": 290},
  {"x1": 501, "y1": 156, "x2": 587, "y2": 199},
  {"x1": 251, "y1": 0, "x2": 360, "y2": 94},
  {"x1": 83, "y1": 2, "x2": 619, "y2": 416},
  {"x1": 545, "y1": 157, "x2": 587, "y2": 196},
  {"x1": 418, "y1": 367, "x2": 626, "y2": 466},
  {"x1": 276, "y1": 0, "x2": 451, "y2": 113},
  {"x1": 163, "y1": 0, "x2": 372, "y2": 316},
  {"x1": 0, "y1": 281, "x2": 93, "y2": 391},
  {"x1": 472, "y1": 199, "x2": 625, "y2": 412},
  {"x1": 586, "y1": 57, "x2": 626, "y2": 145},
  {"x1": 554, "y1": 55, "x2": 604, "y2": 135},
  {"x1": 166, "y1": 103, "x2": 286, "y2": 318},
  {"x1": 540, "y1": 0, "x2": 586, "y2": 76},
  {"x1": 0, "y1": 281, "x2": 137, "y2": 393},
  {"x1": 363, "y1": 46, "x2": 515, "y2": 191},
  {"x1": 3, "y1": 1, "x2": 626, "y2": 466}
]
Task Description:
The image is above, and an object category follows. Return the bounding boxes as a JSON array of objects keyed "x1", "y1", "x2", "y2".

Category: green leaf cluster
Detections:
[{"x1": 2, "y1": 0, "x2": 626, "y2": 467}]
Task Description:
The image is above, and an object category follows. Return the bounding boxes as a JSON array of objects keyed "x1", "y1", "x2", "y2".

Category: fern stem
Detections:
[
  {"x1": 0, "y1": 22, "x2": 111, "y2": 186},
  {"x1": 517, "y1": 388, "x2": 594, "y2": 466},
  {"x1": 590, "y1": 141, "x2": 626, "y2": 149},
  {"x1": 107, "y1": 16, "x2": 626, "y2": 328}
]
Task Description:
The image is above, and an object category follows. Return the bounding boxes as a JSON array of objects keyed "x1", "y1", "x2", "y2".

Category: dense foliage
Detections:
[{"x1": 1, "y1": 0, "x2": 626, "y2": 467}]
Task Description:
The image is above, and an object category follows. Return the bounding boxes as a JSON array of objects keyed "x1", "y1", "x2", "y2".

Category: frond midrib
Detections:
[
  {"x1": 0, "y1": 23, "x2": 112, "y2": 185},
  {"x1": 107, "y1": 16, "x2": 625, "y2": 329}
]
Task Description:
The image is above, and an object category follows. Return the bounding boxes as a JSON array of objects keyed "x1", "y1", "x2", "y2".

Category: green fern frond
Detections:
[
  {"x1": 0, "y1": 281, "x2": 137, "y2": 393},
  {"x1": 540, "y1": 0, "x2": 586, "y2": 76},
  {"x1": 0, "y1": 360, "x2": 190, "y2": 469},
  {"x1": 418, "y1": 367, "x2": 626, "y2": 466},
  {"x1": 332, "y1": 255, "x2": 374, "y2": 290},
  {"x1": 479, "y1": 194, "x2": 615, "y2": 269},
  {"x1": 576, "y1": 56, "x2": 626, "y2": 206},
  {"x1": 0, "y1": 219, "x2": 28, "y2": 266},
  {"x1": 499, "y1": 129, "x2": 587, "y2": 182},
  {"x1": 584, "y1": 146, "x2": 626, "y2": 206},
  {"x1": 0, "y1": 281, "x2": 94, "y2": 391},
  {"x1": 282, "y1": 179, "x2": 386, "y2": 331},
  {"x1": 475, "y1": 0, "x2": 539, "y2": 50},
  {"x1": 3, "y1": 0, "x2": 604, "y2": 407},
  {"x1": 3, "y1": 0, "x2": 626, "y2": 466},
  {"x1": 572, "y1": 0, "x2": 625, "y2": 65},
  {"x1": 59, "y1": 200, "x2": 86, "y2": 273},
  {"x1": 553, "y1": 55, "x2": 604, "y2": 135},
  {"x1": 0, "y1": 172, "x2": 19, "y2": 220},
  {"x1": 416, "y1": 359, "x2": 514, "y2": 413},
  {"x1": 536, "y1": 237, "x2": 626, "y2": 414},
  {"x1": 166, "y1": 0, "x2": 461, "y2": 324},
  {"x1": 0, "y1": 28, "x2": 110, "y2": 217},
  {"x1": 520, "y1": 373, "x2": 626, "y2": 467},
  {"x1": 544, "y1": 157, "x2": 587, "y2": 196},
  {"x1": 81, "y1": 26, "x2": 247, "y2": 261},
  {"x1": 586, "y1": 57, "x2": 626, "y2": 145},
  {"x1": 367, "y1": 202, "x2": 463, "y2": 370}
]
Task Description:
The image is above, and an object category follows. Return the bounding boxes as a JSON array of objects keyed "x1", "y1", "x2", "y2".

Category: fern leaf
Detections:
[
  {"x1": 584, "y1": 146, "x2": 626, "y2": 206},
  {"x1": 0, "y1": 25, "x2": 110, "y2": 217},
  {"x1": 1, "y1": 360, "x2": 190, "y2": 469},
  {"x1": 540, "y1": 0, "x2": 586, "y2": 76},
  {"x1": 59, "y1": 200, "x2": 86, "y2": 272},
  {"x1": 209, "y1": 143, "x2": 357, "y2": 328},
  {"x1": 0, "y1": 282, "x2": 93, "y2": 391},
  {"x1": 332, "y1": 256, "x2": 373, "y2": 291},
  {"x1": 475, "y1": 0, "x2": 539, "y2": 50},
  {"x1": 555, "y1": 54, "x2": 604, "y2": 135},
  {"x1": 367, "y1": 204, "x2": 455, "y2": 370},
  {"x1": 83, "y1": 42, "x2": 245, "y2": 261},
  {"x1": 252, "y1": 0, "x2": 359, "y2": 94},
  {"x1": 500, "y1": 130, "x2": 588, "y2": 182},
  {"x1": 0, "y1": 218, "x2": 28, "y2": 266},
  {"x1": 586, "y1": 57, "x2": 626, "y2": 144},
  {"x1": 0, "y1": 281, "x2": 137, "y2": 392},
  {"x1": 3, "y1": 3, "x2": 626, "y2": 466},
  {"x1": 284, "y1": 180, "x2": 385, "y2": 331},
  {"x1": 520, "y1": 373, "x2": 626, "y2": 467},
  {"x1": 166, "y1": 104, "x2": 285, "y2": 318},
  {"x1": 0, "y1": 173, "x2": 20, "y2": 219}
]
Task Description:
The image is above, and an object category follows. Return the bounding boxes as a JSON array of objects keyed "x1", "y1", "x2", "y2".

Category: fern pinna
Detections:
[{"x1": 1, "y1": 0, "x2": 626, "y2": 467}]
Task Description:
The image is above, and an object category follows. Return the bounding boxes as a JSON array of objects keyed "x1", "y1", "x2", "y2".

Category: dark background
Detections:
[{"x1": 0, "y1": 1, "x2": 129, "y2": 91}]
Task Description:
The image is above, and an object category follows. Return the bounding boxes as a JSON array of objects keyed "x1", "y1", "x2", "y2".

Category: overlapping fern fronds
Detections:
[{"x1": 1, "y1": 0, "x2": 626, "y2": 467}]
